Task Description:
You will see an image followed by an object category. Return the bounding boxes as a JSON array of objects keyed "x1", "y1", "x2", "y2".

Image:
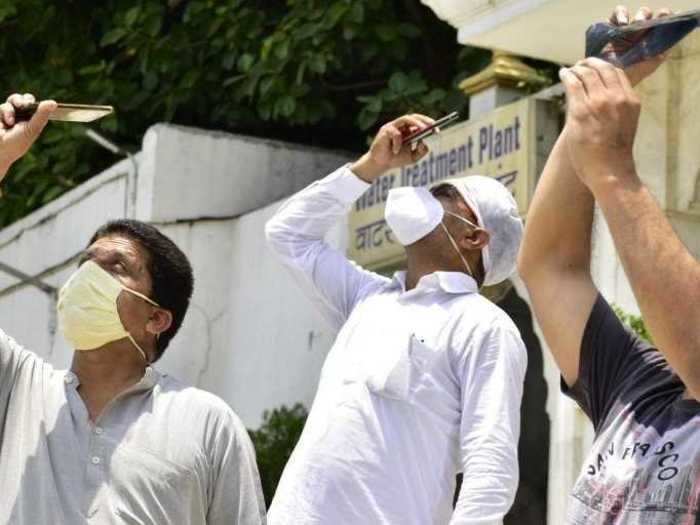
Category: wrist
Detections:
[
  {"x1": 350, "y1": 153, "x2": 385, "y2": 183},
  {"x1": 585, "y1": 159, "x2": 642, "y2": 198},
  {"x1": 579, "y1": 154, "x2": 638, "y2": 191}
]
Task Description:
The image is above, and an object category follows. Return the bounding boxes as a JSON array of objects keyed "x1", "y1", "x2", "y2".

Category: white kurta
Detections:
[{"x1": 265, "y1": 165, "x2": 527, "y2": 525}]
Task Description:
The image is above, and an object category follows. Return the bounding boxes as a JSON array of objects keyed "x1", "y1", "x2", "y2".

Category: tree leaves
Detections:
[
  {"x1": 247, "y1": 403, "x2": 308, "y2": 507},
  {"x1": 613, "y1": 305, "x2": 654, "y2": 343},
  {"x1": 0, "y1": 0, "x2": 506, "y2": 228}
]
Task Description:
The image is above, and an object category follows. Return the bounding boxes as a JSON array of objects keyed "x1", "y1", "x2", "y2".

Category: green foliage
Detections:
[
  {"x1": 248, "y1": 403, "x2": 308, "y2": 507},
  {"x1": 613, "y1": 304, "x2": 653, "y2": 343},
  {"x1": 0, "y1": 0, "x2": 516, "y2": 227}
]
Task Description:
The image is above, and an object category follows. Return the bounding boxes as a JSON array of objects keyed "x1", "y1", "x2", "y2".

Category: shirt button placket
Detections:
[{"x1": 85, "y1": 424, "x2": 105, "y2": 519}]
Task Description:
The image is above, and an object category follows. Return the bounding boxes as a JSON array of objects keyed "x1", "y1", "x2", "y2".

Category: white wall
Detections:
[{"x1": 155, "y1": 203, "x2": 349, "y2": 427}]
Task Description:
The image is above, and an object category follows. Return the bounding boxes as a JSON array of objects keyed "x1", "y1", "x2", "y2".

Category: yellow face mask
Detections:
[{"x1": 57, "y1": 260, "x2": 160, "y2": 362}]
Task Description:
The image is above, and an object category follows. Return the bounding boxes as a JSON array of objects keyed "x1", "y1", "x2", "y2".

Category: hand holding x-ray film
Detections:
[
  {"x1": 586, "y1": 8, "x2": 700, "y2": 68},
  {"x1": 15, "y1": 103, "x2": 113, "y2": 123}
]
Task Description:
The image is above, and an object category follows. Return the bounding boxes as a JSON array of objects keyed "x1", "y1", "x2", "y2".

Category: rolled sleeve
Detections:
[{"x1": 264, "y1": 164, "x2": 387, "y2": 328}]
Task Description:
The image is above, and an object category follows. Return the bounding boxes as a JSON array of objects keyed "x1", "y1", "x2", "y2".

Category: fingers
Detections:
[
  {"x1": 383, "y1": 125, "x2": 403, "y2": 155},
  {"x1": 1, "y1": 93, "x2": 41, "y2": 128},
  {"x1": 0, "y1": 102, "x2": 15, "y2": 128},
  {"x1": 610, "y1": 5, "x2": 659, "y2": 25},
  {"x1": 580, "y1": 57, "x2": 622, "y2": 89},
  {"x1": 634, "y1": 6, "x2": 653, "y2": 22},
  {"x1": 657, "y1": 7, "x2": 672, "y2": 17},
  {"x1": 29, "y1": 100, "x2": 57, "y2": 133},
  {"x1": 398, "y1": 113, "x2": 435, "y2": 127},
  {"x1": 610, "y1": 5, "x2": 630, "y2": 25},
  {"x1": 1, "y1": 93, "x2": 24, "y2": 127},
  {"x1": 568, "y1": 60, "x2": 607, "y2": 98},
  {"x1": 559, "y1": 68, "x2": 589, "y2": 118},
  {"x1": 390, "y1": 114, "x2": 434, "y2": 134},
  {"x1": 8, "y1": 93, "x2": 27, "y2": 107},
  {"x1": 410, "y1": 141, "x2": 429, "y2": 163},
  {"x1": 0, "y1": 96, "x2": 55, "y2": 141},
  {"x1": 614, "y1": 66, "x2": 637, "y2": 100},
  {"x1": 381, "y1": 113, "x2": 436, "y2": 155},
  {"x1": 407, "y1": 113, "x2": 435, "y2": 127}
]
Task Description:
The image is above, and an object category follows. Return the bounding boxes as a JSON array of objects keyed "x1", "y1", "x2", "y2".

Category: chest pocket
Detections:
[
  {"x1": 342, "y1": 319, "x2": 438, "y2": 402},
  {"x1": 110, "y1": 444, "x2": 201, "y2": 524}
]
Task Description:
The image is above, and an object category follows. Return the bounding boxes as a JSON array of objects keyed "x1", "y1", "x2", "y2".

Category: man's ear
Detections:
[
  {"x1": 460, "y1": 228, "x2": 490, "y2": 251},
  {"x1": 147, "y1": 308, "x2": 173, "y2": 337}
]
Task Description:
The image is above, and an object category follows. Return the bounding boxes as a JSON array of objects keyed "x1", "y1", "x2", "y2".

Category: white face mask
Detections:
[
  {"x1": 385, "y1": 187, "x2": 483, "y2": 279},
  {"x1": 384, "y1": 186, "x2": 445, "y2": 246},
  {"x1": 57, "y1": 260, "x2": 159, "y2": 362}
]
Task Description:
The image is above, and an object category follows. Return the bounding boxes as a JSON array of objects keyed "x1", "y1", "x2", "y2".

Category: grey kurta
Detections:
[{"x1": 0, "y1": 328, "x2": 266, "y2": 525}]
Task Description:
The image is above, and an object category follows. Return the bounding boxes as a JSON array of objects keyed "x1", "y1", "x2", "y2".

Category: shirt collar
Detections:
[
  {"x1": 64, "y1": 366, "x2": 160, "y2": 393},
  {"x1": 390, "y1": 270, "x2": 478, "y2": 295}
]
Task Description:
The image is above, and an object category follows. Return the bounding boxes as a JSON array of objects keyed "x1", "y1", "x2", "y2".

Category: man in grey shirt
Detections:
[{"x1": 0, "y1": 94, "x2": 266, "y2": 524}]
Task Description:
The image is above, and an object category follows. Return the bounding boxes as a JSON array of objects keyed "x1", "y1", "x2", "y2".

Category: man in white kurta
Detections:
[{"x1": 266, "y1": 114, "x2": 527, "y2": 525}]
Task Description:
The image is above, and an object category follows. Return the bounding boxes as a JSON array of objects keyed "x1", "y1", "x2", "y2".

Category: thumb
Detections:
[{"x1": 25, "y1": 100, "x2": 56, "y2": 138}]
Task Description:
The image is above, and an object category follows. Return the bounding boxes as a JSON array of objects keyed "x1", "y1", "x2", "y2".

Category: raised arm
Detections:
[
  {"x1": 517, "y1": 6, "x2": 668, "y2": 387},
  {"x1": 563, "y1": 53, "x2": 700, "y2": 400},
  {"x1": 0, "y1": 93, "x2": 54, "y2": 390},
  {"x1": 265, "y1": 114, "x2": 433, "y2": 328},
  {"x1": 516, "y1": 125, "x2": 597, "y2": 386}
]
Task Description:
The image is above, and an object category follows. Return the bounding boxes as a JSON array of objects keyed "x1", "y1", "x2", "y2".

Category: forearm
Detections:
[
  {"x1": 264, "y1": 164, "x2": 385, "y2": 327},
  {"x1": 519, "y1": 128, "x2": 599, "y2": 385},
  {"x1": 265, "y1": 164, "x2": 369, "y2": 257},
  {"x1": 592, "y1": 172, "x2": 700, "y2": 397},
  {"x1": 519, "y1": 130, "x2": 595, "y2": 278}
]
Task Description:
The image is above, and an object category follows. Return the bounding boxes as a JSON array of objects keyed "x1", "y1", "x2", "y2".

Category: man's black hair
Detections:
[
  {"x1": 88, "y1": 219, "x2": 194, "y2": 361},
  {"x1": 430, "y1": 183, "x2": 462, "y2": 201}
]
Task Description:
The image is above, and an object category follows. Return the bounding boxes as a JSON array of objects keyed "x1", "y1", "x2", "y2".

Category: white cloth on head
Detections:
[
  {"x1": 441, "y1": 176, "x2": 523, "y2": 286},
  {"x1": 384, "y1": 186, "x2": 444, "y2": 246}
]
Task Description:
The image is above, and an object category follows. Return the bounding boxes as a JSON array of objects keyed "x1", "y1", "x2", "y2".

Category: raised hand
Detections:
[
  {"x1": 559, "y1": 57, "x2": 641, "y2": 191},
  {"x1": 351, "y1": 114, "x2": 434, "y2": 183},
  {"x1": 0, "y1": 93, "x2": 56, "y2": 182}
]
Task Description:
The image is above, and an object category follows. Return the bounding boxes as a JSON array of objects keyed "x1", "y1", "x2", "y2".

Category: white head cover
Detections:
[
  {"x1": 440, "y1": 176, "x2": 523, "y2": 286},
  {"x1": 384, "y1": 186, "x2": 444, "y2": 246}
]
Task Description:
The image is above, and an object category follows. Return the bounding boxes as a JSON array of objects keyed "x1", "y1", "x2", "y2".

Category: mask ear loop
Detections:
[
  {"x1": 128, "y1": 334, "x2": 150, "y2": 364},
  {"x1": 444, "y1": 210, "x2": 480, "y2": 230},
  {"x1": 122, "y1": 288, "x2": 161, "y2": 365},
  {"x1": 440, "y1": 222, "x2": 473, "y2": 277}
]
